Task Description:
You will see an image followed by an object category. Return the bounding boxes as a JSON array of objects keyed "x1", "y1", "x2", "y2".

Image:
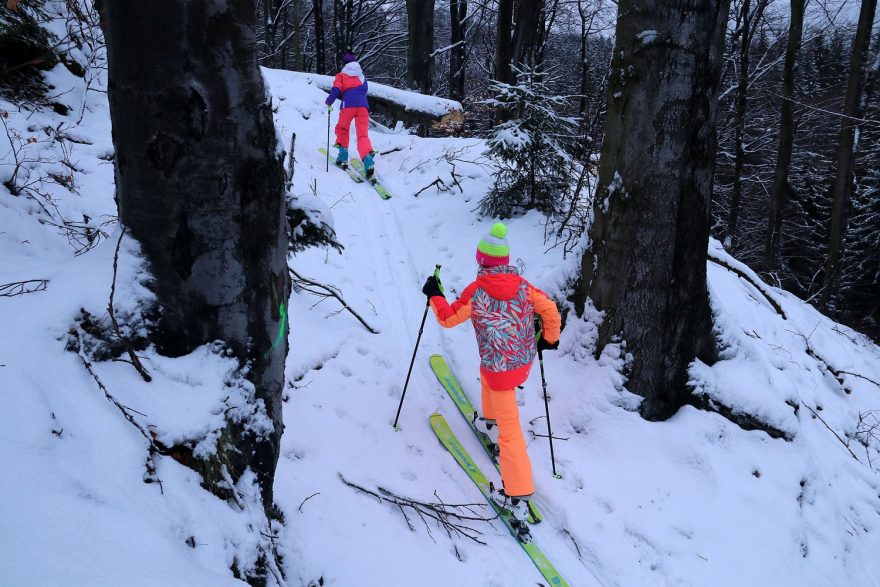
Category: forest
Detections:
[{"x1": 1, "y1": 1, "x2": 880, "y2": 586}]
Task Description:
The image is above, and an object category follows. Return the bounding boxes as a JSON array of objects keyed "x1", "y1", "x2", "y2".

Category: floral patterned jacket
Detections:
[{"x1": 429, "y1": 265, "x2": 561, "y2": 391}]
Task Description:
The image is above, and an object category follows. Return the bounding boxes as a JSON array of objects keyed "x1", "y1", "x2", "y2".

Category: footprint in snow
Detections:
[{"x1": 356, "y1": 346, "x2": 370, "y2": 356}]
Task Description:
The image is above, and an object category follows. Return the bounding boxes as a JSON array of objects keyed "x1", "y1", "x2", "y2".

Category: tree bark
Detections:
[
  {"x1": 314, "y1": 0, "x2": 326, "y2": 74},
  {"x1": 102, "y1": 0, "x2": 289, "y2": 510},
  {"x1": 822, "y1": 0, "x2": 878, "y2": 307},
  {"x1": 764, "y1": 0, "x2": 806, "y2": 269},
  {"x1": 571, "y1": 0, "x2": 727, "y2": 420},
  {"x1": 406, "y1": 0, "x2": 436, "y2": 93},
  {"x1": 449, "y1": 0, "x2": 467, "y2": 101}
]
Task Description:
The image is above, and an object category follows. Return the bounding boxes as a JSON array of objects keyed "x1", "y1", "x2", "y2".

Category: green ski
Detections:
[
  {"x1": 429, "y1": 354, "x2": 543, "y2": 524},
  {"x1": 430, "y1": 413, "x2": 569, "y2": 587},
  {"x1": 349, "y1": 158, "x2": 392, "y2": 199},
  {"x1": 317, "y1": 147, "x2": 364, "y2": 183}
]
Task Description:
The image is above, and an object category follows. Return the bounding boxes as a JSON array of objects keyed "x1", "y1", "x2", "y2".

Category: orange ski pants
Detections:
[
  {"x1": 481, "y1": 377, "x2": 534, "y2": 497},
  {"x1": 335, "y1": 107, "x2": 373, "y2": 159}
]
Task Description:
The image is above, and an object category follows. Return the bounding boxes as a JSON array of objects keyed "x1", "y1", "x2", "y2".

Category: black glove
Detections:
[
  {"x1": 537, "y1": 338, "x2": 559, "y2": 352},
  {"x1": 422, "y1": 276, "x2": 444, "y2": 299}
]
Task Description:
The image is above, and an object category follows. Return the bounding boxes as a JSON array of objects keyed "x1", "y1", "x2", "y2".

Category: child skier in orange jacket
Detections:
[{"x1": 422, "y1": 222, "x2": 561, "y2": 520}]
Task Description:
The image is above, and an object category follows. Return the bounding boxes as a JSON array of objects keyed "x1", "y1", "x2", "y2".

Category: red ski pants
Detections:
[
  {"x1": 334, "y1": 107, "x2": 373, "y2": 159},
  {"x1": 481, "y1": 377, "x2": 534, "y2": 497}
]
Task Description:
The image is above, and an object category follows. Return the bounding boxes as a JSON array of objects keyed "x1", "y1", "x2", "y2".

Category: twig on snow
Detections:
[
  {"x1": 414, "y1": 177, "x2": 449, "y2": 197},
  {"x1": 339, "y1": 473, "x2": 492, "y2": 545},
  {"x1": 107, "y1": 227, "x2": 151, "y2": 382},
  {"x1": 289, "y1": 268, "x2": 379, "y2": 334},
  {"x1": 0, "y1": 279, "x2": 48, "y2": 297},
  {"x1": 298, "y1": 492, "x2": 320, "y2": 512},
  {"x1": 802, "y1": 402, "x2": 860, "y2": 462}
]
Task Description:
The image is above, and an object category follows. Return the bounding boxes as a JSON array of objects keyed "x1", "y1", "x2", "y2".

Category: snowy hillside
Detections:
[{"x1": 2, "y1": 58, "x2": 880, "y2": 587}]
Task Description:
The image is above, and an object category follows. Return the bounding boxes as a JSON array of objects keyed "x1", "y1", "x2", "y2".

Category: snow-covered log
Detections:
[{"x1": 279, "y1": 70, "x2": 464, "y2": 130}]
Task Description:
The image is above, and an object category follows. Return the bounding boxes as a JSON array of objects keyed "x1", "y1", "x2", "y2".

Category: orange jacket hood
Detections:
[{"x1": 475, "y1": 266, "x2": 521, "y2": 301}]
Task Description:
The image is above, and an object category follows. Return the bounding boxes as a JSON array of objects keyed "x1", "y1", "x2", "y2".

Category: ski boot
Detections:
[
  {"x1": 472, "y1": 411, "x2": 500, "y2": 460},
  {"x1": 363, "y1": 151, "x2": 376, "y2": 180},
  {"x1": 490, "y1": 484, "x2": 533, "y2": 542},
  {"x1": 334, "y1": 145, "x2": 349, "y2": 169}
]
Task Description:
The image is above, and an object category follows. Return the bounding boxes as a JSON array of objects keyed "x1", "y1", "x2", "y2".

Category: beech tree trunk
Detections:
[
  {"x1": 102, "y1": 0, "x2": 289, "y2": 510},
  {"x1": 822, "y1": 0, "x2": 878, "y2": 307},
  {"x1": 571, "y1": 0, "x2": 727, "y2": 420},
  {"x1": 764, "y1": 0, "x2": 806, "y2": 269},
  {"x1": 406, "y1": 0, "x2": 435, "y2": 93}
]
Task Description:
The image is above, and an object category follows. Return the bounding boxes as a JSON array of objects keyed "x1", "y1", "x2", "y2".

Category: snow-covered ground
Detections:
[{"x1": 2, "y1": 47, "x2": 880, "y2": 587}]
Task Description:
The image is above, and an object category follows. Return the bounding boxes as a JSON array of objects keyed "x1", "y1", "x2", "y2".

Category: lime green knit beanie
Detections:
[{"x1": 476, "y1": 222, "x2": 510, "y2": 267}]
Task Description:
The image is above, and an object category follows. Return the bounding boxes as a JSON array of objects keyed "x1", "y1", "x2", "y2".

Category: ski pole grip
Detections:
[{"x1": 434, "y1": 264, "x2": 444, "y2": 294}]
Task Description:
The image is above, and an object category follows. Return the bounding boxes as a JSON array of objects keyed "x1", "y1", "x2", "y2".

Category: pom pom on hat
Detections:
[
  {"x1": 490, "y1": 222, "x2": 507, "y2": 239},
  {"x1": 476, "y1": 222, "x2": 510, "y2": 267}
]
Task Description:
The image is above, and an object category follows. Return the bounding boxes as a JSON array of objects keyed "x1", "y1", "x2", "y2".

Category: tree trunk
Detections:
[
  {"x1": 333, "y1": 0, "x2": 353, "y2": 70},
  {"x1": 764, "y1": 0, "x2": 806, "y2": 269},
  {"x1": 449, "y1": 0, "x2": 467, "y2": 101},
  {"x1": 822, "y1": 0, "x2": 878, "y2": 307},
  {"x1": 314, "y1": 0, "x2": 326, "y2": 74},
  {"x1": 102, "y1": 0, "x2": 289, "y2": 511},
  {"x1": 495, "y1": 0, "x2": 513, "y2": 84},
  {"x1": 571, "y1": 0, "x2": 727, "y2": 420},
  {"x1": 406, "y1": 0, "x2": 435, "y2": 93},
  {"x1": 510, "y1": 0, "x2": 542, "y2": 72}
]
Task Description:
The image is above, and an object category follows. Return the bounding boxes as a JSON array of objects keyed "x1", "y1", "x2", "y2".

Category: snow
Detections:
[{"x1": 2, "y1": 42, "x2": 880, "y2": 587}]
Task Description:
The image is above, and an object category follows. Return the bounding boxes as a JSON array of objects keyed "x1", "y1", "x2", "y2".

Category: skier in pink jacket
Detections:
[{"x1": 325, "y1": 53, "x2": 376, "y2": 176}]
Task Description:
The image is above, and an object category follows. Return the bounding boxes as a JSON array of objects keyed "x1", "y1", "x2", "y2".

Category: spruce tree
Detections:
[{"x1": 479, "y1": 66, "x2": 578, "y2": 218}]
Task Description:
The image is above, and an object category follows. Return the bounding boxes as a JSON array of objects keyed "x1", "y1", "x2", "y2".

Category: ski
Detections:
[
  {"x1": 349, "y1": 158, "x2": 392, "y2": 200},
  {"x1": 430, "y1": 413, "x2": 569, "y2": 587},
  {"x1": 429, "y1": 354, "x2": 543, "y2": 524},
  {"x1": 317, "y1": 147, "x2": 364, "y2": 183}
]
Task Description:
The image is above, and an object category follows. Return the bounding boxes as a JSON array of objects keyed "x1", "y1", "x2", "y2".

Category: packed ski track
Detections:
[{"x1": 2, "y1": 59, "x2": 880, "y2": 587}]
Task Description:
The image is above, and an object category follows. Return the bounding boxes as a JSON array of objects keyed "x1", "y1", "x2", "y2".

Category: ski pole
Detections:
[
  {"x1": 536, "y1": 320, "x2": 561, "y2": 479},
  {"x1": 393, "y1": 265, "x2": 442, "y2": 429},
  {"x1": 326, "y1": 106, "x2": 331, "y2": 173}
]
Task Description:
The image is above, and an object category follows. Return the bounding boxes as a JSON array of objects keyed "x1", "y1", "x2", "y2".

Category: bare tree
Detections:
[
  {"x1": 764, "y1": 0, "x2": 807, "y2": 269},
  {"x1": 725, "y1": 0, "x2": 769, "y2": 249},
  {"x1": 822, "y1": 0, "x2": 878, "y2": 307},
  {"x1": 449, "y1": 0, "x2": 468, "y2": 101},
  {"x1": 406, "y1": 0, "x2": 436, "y2": 93}
]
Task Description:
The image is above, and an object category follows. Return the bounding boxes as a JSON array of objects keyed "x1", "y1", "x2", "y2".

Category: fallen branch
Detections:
[
  {"x1": 74, "y1": 328, "x2": 163, "y2": 493},
  {"x1": 107, "y1": 228, "x2": 151, "y2": 382},
  {"x1": 708, "y1": 254, "x2": 786, "y2": 319},
  {"x1": 414, "y1": 177, "x2": 448, "y2": 197},
  {"x1": 289, "y1": 268, "x2": 379, "y2": 334},
  {"x1": 298, "y1": 492, "x2": 320, "y2": 512},
  {"x1": 0, "y1": 279, "x2": 48, "y2": 297},
  {"x1": 339, "y1": 473, "x2": 491, "y2": 545},
  {"x1": 802, "y1": 402, "x2": 860, "y2": 462}
]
